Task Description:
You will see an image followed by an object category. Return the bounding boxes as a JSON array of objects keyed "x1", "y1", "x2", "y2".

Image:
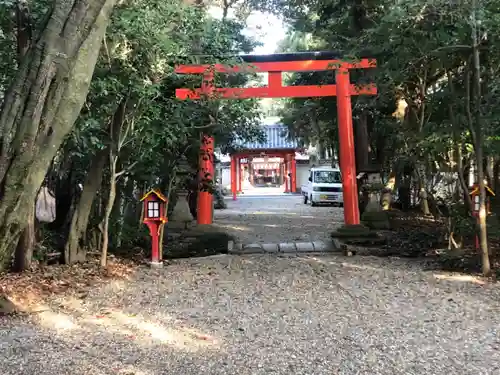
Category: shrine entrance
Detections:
[
  {"x1": 175, "y1": 51, "x2": 377, "y2": 227},
  {"x1": 227, "y1": 124, "x2": 301, "y2": 198},
  {"x1": 231, "y1": 151, "x2": 295, "y2": 198}
]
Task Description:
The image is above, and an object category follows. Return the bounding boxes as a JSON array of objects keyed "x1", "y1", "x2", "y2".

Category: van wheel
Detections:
[
  {"x1": 310, "y1": 196, "x2": 317, "y2": 207},
  {"x1": 303, "y1": 195, "x2": 308, "y2": 204}
]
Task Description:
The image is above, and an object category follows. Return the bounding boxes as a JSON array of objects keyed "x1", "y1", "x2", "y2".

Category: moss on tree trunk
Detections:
[{"x1": 0, "y1": 0, "x2": 116, "y2": 271}]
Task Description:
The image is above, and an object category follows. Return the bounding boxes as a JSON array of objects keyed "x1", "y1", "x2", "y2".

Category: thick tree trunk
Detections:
[
  {"x1": 12, "y1": 202, "x2": 35, "y2": 272},
  {"x1": 0, "y1": 0, "x2": 116, "y2": 270},
  {"x1": 64, "y1": 148, "x2": 108, "y2": 264},
  {"x1": 354, "y1": 111, "x2": 369, "y2": 173},
  {"x1": 13, "y1": 0, "x2": 36, "y2": 272},
  {"x1": 471, "y1": 0, "x2": 490, "y2": 275}
]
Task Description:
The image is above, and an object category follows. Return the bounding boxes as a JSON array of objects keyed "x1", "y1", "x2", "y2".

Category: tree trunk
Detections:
[
  {"x1": 99, "y1": 94, "x2": 129, "y2": 267},
  {"x1": 415, "y1": 164, "x2": 431, "y2": 215},
  {"x1": 64, "y1": 148, "x2": 108, "y2": 264},
  {"x1": 493, "y1": 160, "x2": 499, "y2": 192},
  {"x1": 123, "y1": 179, "x2": 140, "y2": 228},
  {"x1": 381, "y1": 170, "x2": 395, "y2": 210},
  {"x1": 0, "y1": 0, "x2": 116, "y2": 271},
  {"x1": 12, "y1": 202, "x2": 35, "y2": 272},
  {"x1": 114, "y1": 176, "x2": 128, "y2": 248},
  {"x1": 12, "y1": 0, "x2": 36, "y2": 272},
  {"x1": 447, "y1": 70, "x2": 473, "y2": 213},
  {"x1": 471, "y1": 1, "x2": 490, "y2": 275},
  {"x1": 455, "y1": 141, "x2": 473, "y2": 213},
  {"x1": 100, "y1": 155, "x2": 117, "y2": 267},
  {"x1": 354, "y1": 111, "x2": 369, "y2": 173}
]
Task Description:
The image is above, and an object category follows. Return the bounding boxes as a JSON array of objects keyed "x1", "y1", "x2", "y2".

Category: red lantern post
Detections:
[
  {"x1": 140, "y1": 190, "x2": 168, "y2": 267},
  {"x1": 469, "y1": 184, "x2": 495, "y2": 250}
]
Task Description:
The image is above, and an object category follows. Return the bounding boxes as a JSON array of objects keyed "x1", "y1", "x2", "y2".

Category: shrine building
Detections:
[{"x1": 218, "y1": 124, "x2": 312, "y2": 195}]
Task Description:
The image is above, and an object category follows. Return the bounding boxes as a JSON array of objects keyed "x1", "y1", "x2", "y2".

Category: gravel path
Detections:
[
  {"x1": 1, "y1": 254, "x2": 499, "y2": 375},
  {"x1": 213, "y1": 194, "x2": 344, "y2": 244}
]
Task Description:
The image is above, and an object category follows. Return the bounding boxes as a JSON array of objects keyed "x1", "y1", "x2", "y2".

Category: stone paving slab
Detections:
[
  {"x1": 295, "y1": 242, "x2": 316, "y2": 252},
  {"x1": 278, "y1": 242, "x2": 297, "y2": 253},
  {"x1": 228, "y1": 240, "x2": 339, "y2": 255},
  {"x1": 261, "y1": 243, "x2": 279, "y2": 253},
  {"x1": 240, "y1": 243, "x2": 265, "y2": 254}
]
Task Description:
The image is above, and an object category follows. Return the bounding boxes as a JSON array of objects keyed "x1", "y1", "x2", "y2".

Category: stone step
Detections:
[{"x1": 227, "y1": 239, "x2": 341, "y2": 255}]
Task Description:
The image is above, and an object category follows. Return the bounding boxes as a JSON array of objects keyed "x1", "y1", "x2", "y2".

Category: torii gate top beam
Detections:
[
  {"x1": 239, "y1": 51, "x2": 342, "y2": 62},
  {"x1": 174, "y1": 52, "x2": 377, "y2": 99},
  {"x1": 175, "y1": 52, "x2": 376, "y2": 74}
]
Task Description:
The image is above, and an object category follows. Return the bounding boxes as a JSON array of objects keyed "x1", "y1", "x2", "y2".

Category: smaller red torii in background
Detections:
[{"x1": 175, "y1": 51, "x2": 377, "y2": 228}]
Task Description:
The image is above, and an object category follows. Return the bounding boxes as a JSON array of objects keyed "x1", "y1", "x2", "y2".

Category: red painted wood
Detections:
[
  {"x1": 145, "y1": 222, "x2": 160, "y2": 263},
  {"x1": 198, "y1": 135, "x2": 214, "y2": 224},
  {"x1": 336, "y1": 68, "x2": 360, "y2": 225},
  {"x1": 268, "y1": 71, "x2": 282, "y2": 88},
  {"x1": 230, "y1": 155, "x2": 237, "y2": 201},
  {"x1": 237, "y1": 157, "x2": 242, "y2": 193},
  {"x1": 284, "y1": 155, "x2": 289, "y2": 193},
  {"x1": 175, "y1": 59, "x2": 376, "y2": 74},
  {"x1": 291, "y1": 155, "x2": 297, "y2": 193},
  {"x1": 176, "y1": 84, "x2": 376, "y2": 100}
]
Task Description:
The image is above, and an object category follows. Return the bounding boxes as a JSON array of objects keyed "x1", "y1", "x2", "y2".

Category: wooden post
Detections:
[
  {"x1": 249, "y1": 157, "x2": 254, "y2": 186},
  {"x1": 336, "y1": 68, "x2": 360, "y2": 225},
  {"x1": 231, "y1": 155, "x2": 237, "y2": 201},
  {"x1": 198, "y1": 135, "x2": 214, "y2": 224},
  {"x1": 237, "y1": 157, "x2": 242, "y2": 193},
  {"x1": 291, "y1": 153, "x2": 297, "y2": 193},
  {"x1": 284, "y1": 154, "x2": 289, "y2": 193}
]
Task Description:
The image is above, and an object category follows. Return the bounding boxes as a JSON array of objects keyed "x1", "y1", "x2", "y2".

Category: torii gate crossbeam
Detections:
[{"x1": 175, "y1": 51, "x2": 377, "y2": 227}]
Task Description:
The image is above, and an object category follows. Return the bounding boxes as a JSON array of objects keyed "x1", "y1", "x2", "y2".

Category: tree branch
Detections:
[{"x1": 115, "y1": 161, "x2": 138, "y2": 178}]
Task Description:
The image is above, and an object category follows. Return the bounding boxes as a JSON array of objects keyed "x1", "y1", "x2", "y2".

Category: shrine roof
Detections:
[
  {"x1": 237, "y1": 124, "x2": 298, "y2": 150},
  {"x1": 140, "y1": 189, "x2": 168, "y2": 202},
  {"x1": 239, "y1": 51, "x2": 341, "y2": 63}
]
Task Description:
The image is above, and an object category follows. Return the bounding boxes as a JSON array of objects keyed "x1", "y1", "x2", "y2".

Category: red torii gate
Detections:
[{"x1": 175, "y1": 51, "x2": 377, "y2": 227}]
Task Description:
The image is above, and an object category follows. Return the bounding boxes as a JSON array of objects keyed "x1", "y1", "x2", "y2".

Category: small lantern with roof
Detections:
[
  {"x1": 469, "y1": 183, "x2": 495, "y2": 216},
  {"x1": 469, "y1": 183, "x2": 495, "y2": 250},
  {"x1": 140, "y1": 189, "x2": 168, "y2": 267}
]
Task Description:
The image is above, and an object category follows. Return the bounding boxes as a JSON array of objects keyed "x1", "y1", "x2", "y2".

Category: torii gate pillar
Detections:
[{"x1": 336, "y1": 68, "x2": 359, "y2": 224}]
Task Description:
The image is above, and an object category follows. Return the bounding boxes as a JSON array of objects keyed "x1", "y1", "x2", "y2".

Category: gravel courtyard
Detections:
[
  {"x1": 1, "y1": 254, "x2": 500, "y2": 375},
  {"x1": 213, "y1": 193, "x2": 344, "y2": 244}
]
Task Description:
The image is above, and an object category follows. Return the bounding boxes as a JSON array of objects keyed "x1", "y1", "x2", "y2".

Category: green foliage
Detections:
[
  {"x1": 268, "y1": 0, "x2": 500, "y2": 186},
  {"x1": 43, "y1": 0, "x2": 267, "y2": 253}
]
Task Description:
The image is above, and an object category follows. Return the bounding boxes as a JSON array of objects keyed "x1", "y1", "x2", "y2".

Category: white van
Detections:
[{"x1": 301, "y1": 166, "x2": 343, "y2": 206}]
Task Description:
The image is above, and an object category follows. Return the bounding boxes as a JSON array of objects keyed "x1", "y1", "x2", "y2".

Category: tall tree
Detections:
[{"x1": 0, "y1": 0, "x2": 116, "y2": 269}]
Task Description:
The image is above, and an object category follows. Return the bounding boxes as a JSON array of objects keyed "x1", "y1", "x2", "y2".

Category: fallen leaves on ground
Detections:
[
  {"x1": 0, "y1": 256, "x2": 138, "y2": 316},
  {"x1": 350, "y1": 210, "x2": 500, "y2": 275}
]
